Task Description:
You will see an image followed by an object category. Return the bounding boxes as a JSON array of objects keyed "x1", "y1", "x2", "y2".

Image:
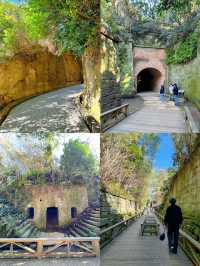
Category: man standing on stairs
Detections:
[{"x1": 164, "y1": 198, "x2": 183, "y2": 254}]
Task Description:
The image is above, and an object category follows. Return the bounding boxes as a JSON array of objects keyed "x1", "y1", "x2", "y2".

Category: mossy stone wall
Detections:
[{"x1": 168, "y1": 41, "x2": 200, "y2": 110}]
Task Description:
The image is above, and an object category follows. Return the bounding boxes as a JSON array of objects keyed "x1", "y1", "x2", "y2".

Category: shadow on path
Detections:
[{"x1": 0, "y1": 85, "x2": 88, "y2": 133}]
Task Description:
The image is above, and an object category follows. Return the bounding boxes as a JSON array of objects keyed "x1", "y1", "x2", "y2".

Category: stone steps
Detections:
[
  {"x1": 0, "y1": 195, "x2": 41, "y2": 238},
  {"x1": 66, "y1": 205, "x2": 100, "y2": 238}
]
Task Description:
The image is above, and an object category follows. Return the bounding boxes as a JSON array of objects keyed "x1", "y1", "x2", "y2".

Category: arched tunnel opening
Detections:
[{"x1": 137, "y1": 68, "x2": 162, "y2": 92}]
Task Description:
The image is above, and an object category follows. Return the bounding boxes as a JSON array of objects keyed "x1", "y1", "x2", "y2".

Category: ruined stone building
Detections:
[{"x1": 25, "y1": 185, "x2": 88, "y2": 230}]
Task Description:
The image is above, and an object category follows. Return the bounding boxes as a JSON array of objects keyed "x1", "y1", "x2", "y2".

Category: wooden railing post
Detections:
[
  {"x1": 36, "y1": 240, "x2": 43, "y2": 257},
  {"x1": 92, "y1": 240, "x2": 100, "y2": 256}
]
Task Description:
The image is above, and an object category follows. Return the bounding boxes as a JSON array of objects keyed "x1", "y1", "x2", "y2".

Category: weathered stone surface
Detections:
[
  {"x1": 101, "y1": 192, "x2": 136, "y2": 217},
  {"x1": 170, "y1": 146, "x2": 200, "y2": 221},
  {"x1": 134, "y1": 47, "x2": 167, "y2": 92},
  {"x1": 81, "y1": 45, "x2": 100, "y2": 124},
  {"x1": 25, "y1": 185, "x2": 88, "y2": 229},
  {"x1": 0, "y1": 50, "x2": 82, "y2": 109},
  {"x1": 168, "y1": 45, "x2": 200, "y2": 110},
  {"x1": 101, "y1": 34, "x2": 122, "y2": 113}
]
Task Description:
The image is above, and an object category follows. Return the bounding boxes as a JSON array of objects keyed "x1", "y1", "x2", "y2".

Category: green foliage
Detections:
[
  {"x1": 166, "y1": 32, "x2": 199, "y2": 64},
  {"x1": 0, "y1": 0, "x2": 99, "y2": 57},
  {"x1": 157, "y1": 0, "x2": 200, "y2": 24},
  {"x1": 60, "y1": 139, "x2": 97, "y2": 182},
  {"x1": 101, "y1": 133, "x2": 160, "y2": 207}
]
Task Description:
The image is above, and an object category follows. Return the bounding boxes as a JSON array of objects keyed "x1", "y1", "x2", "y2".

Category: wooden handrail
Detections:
[
  {"x1": 0, "y1": 237, "x2": 100, "y2": 242},
  {"x1": 155, "y1": 211, "x2": 200, "y2": 252},
  {"x1": 0, "y1": 237, "x2": 100, "y2": 258},
  {"x1": 100, "y1": 214, "x2": 140, "y2": 235}
]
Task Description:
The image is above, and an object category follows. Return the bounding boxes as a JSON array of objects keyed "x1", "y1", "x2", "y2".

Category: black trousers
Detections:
[{"x1": 167, "y1": 226, "x2": 179, "y2": 252}]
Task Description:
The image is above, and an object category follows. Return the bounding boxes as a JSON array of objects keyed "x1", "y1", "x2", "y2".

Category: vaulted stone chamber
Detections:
[{"x1": 25, "y1": 185, "x2": 88, "y2": 230}]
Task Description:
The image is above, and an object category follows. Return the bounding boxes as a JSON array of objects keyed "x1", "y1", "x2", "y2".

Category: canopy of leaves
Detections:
[
  {"x1": 101, "y1": 133, "x2": 160, "y2": 206},
  {"x1": 0, "y1": 0, "x2": 99, "y2": 57},
  {"x1": 60, "y1": 139, "x2": 98, "y2": 183},
  {"x1": 157, "y1": 0, "x2": 200, "y2": 24}
]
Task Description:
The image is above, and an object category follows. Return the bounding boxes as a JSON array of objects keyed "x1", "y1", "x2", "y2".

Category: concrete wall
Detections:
[
  {"x1": 0, "y1": 49, "x2": 82, "y2": 109},
  {"x1": 25, "y1": 185, "x2": 88, "y2": 229},
  {"x1": 134, "y1": 47, "x2": 167, "y2": 91}
]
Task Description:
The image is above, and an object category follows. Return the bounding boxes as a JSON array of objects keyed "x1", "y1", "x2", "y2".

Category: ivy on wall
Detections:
[{"x1": 166, "y1": 31, "x2": 199, "y2": 65}]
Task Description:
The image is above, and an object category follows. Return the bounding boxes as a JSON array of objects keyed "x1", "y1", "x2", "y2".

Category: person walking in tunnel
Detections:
[
  {"x1": 160, "y1": 85, "x2": 165, "y2": 102},
  {"x1": 164, "y1": 198, "x2": 183, "y2": 254}
]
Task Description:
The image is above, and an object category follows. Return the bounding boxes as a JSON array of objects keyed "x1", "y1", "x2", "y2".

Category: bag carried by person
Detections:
[
  {"x1": 159, "y1": 226, "x2": 166, "y2": 241},
  {"x1": 159, "y1": 232, "x2": 165, "y2": 241}
]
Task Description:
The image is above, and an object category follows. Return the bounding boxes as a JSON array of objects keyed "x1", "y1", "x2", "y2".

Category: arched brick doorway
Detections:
[
  {"x1": 46, "y1": 207, "x2": 59, "y2": 230},
  {"x1": 134, "y1": 47, "x2": 167, "y2": 93},
  {"x1": 137, "y1": 68, "x2": 162, "y2": 92}
]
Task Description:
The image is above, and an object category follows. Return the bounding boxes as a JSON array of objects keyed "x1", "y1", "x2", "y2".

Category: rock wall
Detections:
[
  {"x1": 81, "y1": 44, "x2": 100, "y2": 124},
  {"x1": 101, "y1": 33, "x2": 121, "y2": 113},
  {"x1": 25, "y1": 185, "x2": 88, "y2": 229},
  {"x1": 162, "y1": 145, "x2": 200, "y2": 224},
  {"x1": 101, "y1": 192, "x2": 137, "y2": 217},
  {"x1": 0, "y1": 50, "x2": 82, "y2": 110},
  {"x1": 168, "y1": 42, "x2": 200, "y2": 110}
]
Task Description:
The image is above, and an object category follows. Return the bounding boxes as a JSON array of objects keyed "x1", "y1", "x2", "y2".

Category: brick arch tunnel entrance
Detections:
[{"x1": 137, "y1": 68, "x2": 162, "y2": 92}]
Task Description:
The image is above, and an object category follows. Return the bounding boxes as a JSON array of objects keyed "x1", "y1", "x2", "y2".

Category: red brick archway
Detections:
[
  {"x1": 134, "y1": 47, "x2": 167, "y2": 92},
  {"x1": 137, "y1": 68, "x2": 162, "y2": 92}
]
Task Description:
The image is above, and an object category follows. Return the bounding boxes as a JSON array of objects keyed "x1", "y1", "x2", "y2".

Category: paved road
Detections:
[
  {"x1": 101, "y1": 215, "x2": 192, "y2": 266},
  {"x1": 0, "y1": 85, "x2": 88, "y2": 133},
  {"x1": 0, "y1": 257, "x2": 100, "y2": 266},
  {"x1": 108, "y1": 93, "x2": 187, "y2": 133}
]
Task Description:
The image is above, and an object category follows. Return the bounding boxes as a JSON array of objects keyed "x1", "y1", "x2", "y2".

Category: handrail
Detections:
[
  {"x1": 0, "y1": 237, "x2": 100, "y2": 258},
  {"x1": 100, "y1": 213, "x2": 141, "y2": 248},
  {"x1": 100, "y1": 215, "x2": 136, "y2": 235},
  {"x1": 155, "y1": 211, "x2": 200, "y2": 252}
]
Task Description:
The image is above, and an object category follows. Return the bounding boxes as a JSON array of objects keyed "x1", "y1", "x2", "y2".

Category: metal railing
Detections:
[
  {"x1": 100, "y1": 214, "x2": 141, "y2": 248},
  {"x1": 0, "y1": 237, "x2": 100, "y2": 259},
  {"x1": 155, "y1": 211, "x2": 200, "y2": 265}
]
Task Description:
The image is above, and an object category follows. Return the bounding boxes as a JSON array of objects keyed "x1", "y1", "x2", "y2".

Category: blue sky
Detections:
[{"x1": 153, "y1": 134, "x2": 174, "y2": 170}]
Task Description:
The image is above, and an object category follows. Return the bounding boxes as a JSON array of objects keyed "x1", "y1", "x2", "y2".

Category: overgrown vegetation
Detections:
[
  {"x1": 101, "y1": 133, "x2": 160, "y2": 209},
  {"x1": 0, "y1": 0, "x2": 99, "y2": 57},
  {"x1": 166, "y1": 32, "x2": 199, "y2": 64},
  {"x1": 0, "y1": 133, "x2": 99, "y2": 203}
]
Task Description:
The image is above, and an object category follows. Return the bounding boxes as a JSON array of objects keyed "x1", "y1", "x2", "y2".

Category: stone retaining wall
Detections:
[{"x1": 0, "y1": 50, "x2": 82, "y2": 110}]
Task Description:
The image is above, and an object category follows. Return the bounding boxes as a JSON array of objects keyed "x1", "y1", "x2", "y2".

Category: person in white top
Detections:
[{"x1": 169, "y1": 84, "x2": 174, "y2": 100}]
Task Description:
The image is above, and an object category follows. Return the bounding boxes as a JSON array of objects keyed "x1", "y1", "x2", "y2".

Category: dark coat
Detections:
[
  {"x1": 160, "y1": 86, "x2": 165, "y2": 94},
  {"x1": 164, "y1": 204, "x2": 183, "y2": 228},
  {"x1": 173, "y1": 85, "x2": 179, "y2": 96}
]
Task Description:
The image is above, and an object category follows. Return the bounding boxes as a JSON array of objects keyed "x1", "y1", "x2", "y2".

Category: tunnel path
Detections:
[
  {"x1": 0, "y1": 85, "x2": 89, "y2": 133},
  {"x1": 108, "y1": 92, "x2": 187, "y2": 133},
  {"x1": 101, "y1": 214, "x2": 192, "y2": 266}
]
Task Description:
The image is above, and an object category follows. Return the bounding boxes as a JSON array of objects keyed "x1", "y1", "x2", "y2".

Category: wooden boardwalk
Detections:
[
  {"x1": 108, "y1": 93, "x2": 187, "y2": 133},
  {"x1": 101, "y1": 215, "x2": 193, "y2": 266}
]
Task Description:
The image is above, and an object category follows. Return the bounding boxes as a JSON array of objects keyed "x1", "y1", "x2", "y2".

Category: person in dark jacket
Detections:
[
  {"x1": 160, "y1": 85, "x2": 165, "y2": 102},
  {"x1": 173, "y1": 84, "x2": 179, "y2": 106},
  {"x1": 164, "y1": 198, "x2": 183, "y2": 254}
]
